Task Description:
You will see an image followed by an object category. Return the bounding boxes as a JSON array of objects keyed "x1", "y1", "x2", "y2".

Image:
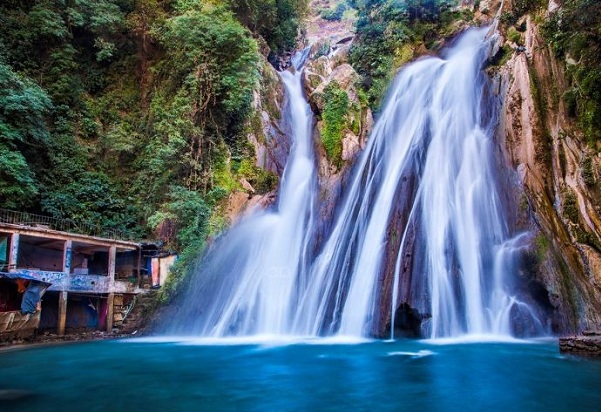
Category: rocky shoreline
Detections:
[
  {"x1": 0, "y1": 329, "x2": 139, "y2": 352},
  {"x1": 559, "y1": 332, "x2": 601, "y2": 356}
]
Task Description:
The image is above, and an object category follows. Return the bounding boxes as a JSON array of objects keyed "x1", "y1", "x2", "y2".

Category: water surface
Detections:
[{"x1": 1, "y1": 339, "x2": 599, "y2": 411}]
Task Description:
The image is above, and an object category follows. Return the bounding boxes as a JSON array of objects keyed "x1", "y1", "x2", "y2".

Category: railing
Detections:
[{"x1": 0, "y1": 209, "x2": 135, "y2": 241}]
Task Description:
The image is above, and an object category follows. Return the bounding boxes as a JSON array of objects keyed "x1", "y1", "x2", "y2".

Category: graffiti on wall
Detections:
[{"x1": 16, "y1": 270, "x2": 136, "y2": 293}]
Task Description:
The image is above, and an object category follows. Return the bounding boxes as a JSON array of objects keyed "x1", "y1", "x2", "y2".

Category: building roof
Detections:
[{"x1": 0, "y1": 222, "x2": 139, "y2": 252}]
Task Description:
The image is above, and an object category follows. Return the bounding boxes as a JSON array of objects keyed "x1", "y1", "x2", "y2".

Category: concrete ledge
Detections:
[{"x1": 559, "y1": 332, "x2": 601, "y2": 356}]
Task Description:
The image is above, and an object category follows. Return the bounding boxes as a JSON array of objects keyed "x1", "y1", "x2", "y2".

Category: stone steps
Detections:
[{"x1": 118, "y1": 290, "x2": 160, "y2": 334}]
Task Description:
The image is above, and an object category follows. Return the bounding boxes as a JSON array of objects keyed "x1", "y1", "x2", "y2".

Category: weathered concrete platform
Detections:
[{"x1": 559, "y1": 332, "x2": 601, "y2": 356}]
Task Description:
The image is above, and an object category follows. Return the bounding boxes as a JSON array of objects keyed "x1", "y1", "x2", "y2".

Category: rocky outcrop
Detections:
[
  {"x1": 497, "y1": 10, "x2": 601, "y2": 334},
  {"x1": 300, "y1": 37, "x2": 375, "y2": 253},
  {"x1": 303, "y1": 40, "x2": 373, "y2": 175},
  {"x1": 249, "y1": 61, "x2": 290, "y2": 177},
  {"x1": 220, "y1": 10, "x2": 370, "y2": 229},
  {"x1": 221, "y1": 58, "x2": 288, "y2": 225},
  {"x1": 560, "y1": 332, "x2": 601, "y2": 356}
]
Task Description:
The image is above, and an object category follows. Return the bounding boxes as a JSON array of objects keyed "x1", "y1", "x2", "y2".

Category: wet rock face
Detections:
[
  {"x1": 223, "y1": 56, "x2": 289, "y2": 225},
  {"x1": 390, "y1": 303, "x2": 428, "y2": 338},
  {"x1": 250, "y1": 61, "x2": 290, "y2": 177},
  {"x1": 373, "y1": 169, "x2": 422, "y2": 338},
  {"x1": 498, "y1": 16, "x2": 601, "y2": 335}
]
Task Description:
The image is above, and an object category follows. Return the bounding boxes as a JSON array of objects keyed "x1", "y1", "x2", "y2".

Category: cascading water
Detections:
[
  {"x1": 298, "y1": 26, "x2": 537, "y2": 339},
  {"x1": 168, "y1": 27, "x2": 543, "y2": 339},
  {"x1": 385, "y1": 27, "x2": 515, "y2": 338},
  {"x1": 168, "y1": 50, "x2": 318, "y2": 337}
]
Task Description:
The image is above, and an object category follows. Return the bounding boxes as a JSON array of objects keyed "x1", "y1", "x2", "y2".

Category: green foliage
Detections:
[
  {"x1": 0, "y1": 62, "x2": 52, "y2": 145},
  {"x1": 562, "y1": 190, "x2": 579, "y2": 223},
  {"x1": 349, "y1": 0, "x2": 465, "y2": 109},
  {"x1": 321, "y1": 82, "x2": 349, "y2": 166},
  {"x1": 228, "y1": 0, "x2": 307, "y2": 53},
  {"x1": 0, "y1": 62, "x2": 53, "y2": 208},
  {"x1": 147, "y1": 5, "x2": 260, "y2": 192},
  {"x1": 508, "y1": 26, "x2": 522, "y2": 45},
  {"x1": 512, "y1": 0, "x2": 545, "y2": 16},
  {"x1": 541, "y1": 0, "x2": 601, "y2": 145},
  {"x1": 42, "y1": 171, "x2": 141, "y2": 237},
  {"x1": 563, "y1": 88, "x2": 578, "y2": 118},
  {"x1": 499, "y1": 0, "x2": 544, "y2": 24},
  {"x1": 159, "y1": 6, "x2": 259, "y2": 114},
  {"x1": 535, "y1": 233, "x2": 549, "y2": 258},
  {"x1": 0, "y1": 0, "x2": 291, "y2": 309},
  {"x1": 149, "y1": 185, "x2": 211, "y2": 303},
  {"x1": 321, "y1": 2, "x2": 348, "y2": 21},
  {"x1": 238, "y1": 159, "x2": 279, "y2": 193},
  {"x1": 0, "y1": 145, "x2": 39, "y2": 209},
  {"x1": 149, "y1": 185, "x2": 211, "y2": 250},
  {"x1": 581, "y1": 155, "x2": 595, "y2": 186},
  {"x1": 487, "y1": 45, "x2": 513, "y2": 68},
  {"x1": 0, "y1": 0, "x2": 268, "y2": 248},
  {"x1": 499, "y1": 11, "x2": 517, "y2": 26}
]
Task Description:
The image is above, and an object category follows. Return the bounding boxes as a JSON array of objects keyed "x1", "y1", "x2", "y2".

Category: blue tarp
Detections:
[
  {"x1": 0, "y1": 272, "x2": 51, "y2": 315},
  {"x1": 21, "y1": 283, "x2": 47, "y2": 314},
  {"x1": 0, "y1": 272, "x2": 51, "y2": 284}
]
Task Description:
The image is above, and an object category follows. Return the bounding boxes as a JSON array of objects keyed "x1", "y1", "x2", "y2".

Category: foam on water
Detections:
[
  {"x1": 422, "y1": 334, "x2": 534, "y2": 345},
  {"x1": 387, "y1": 350, "x2": 436, "y2": 358}
]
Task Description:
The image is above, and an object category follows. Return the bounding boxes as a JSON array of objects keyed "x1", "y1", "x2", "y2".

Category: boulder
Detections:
[
  {"x1": 309, "y1": 63, "x2": 358, "y2": 114},
  {"x1": 559, "y1": 334, "x2": 601, "y2": 356}
]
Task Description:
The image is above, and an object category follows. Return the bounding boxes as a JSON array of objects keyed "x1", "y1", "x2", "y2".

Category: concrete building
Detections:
[{"x1": 0, "y1": 212, "x2": 148, "y2": 338}]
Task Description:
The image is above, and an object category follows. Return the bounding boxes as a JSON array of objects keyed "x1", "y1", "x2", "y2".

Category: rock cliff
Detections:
[
  {"x1": 223, "y1": 0, "x2": 601, "y2": 337},
  {"x1": 496, "y1": 5, "x2": 601, "y2": 334}
]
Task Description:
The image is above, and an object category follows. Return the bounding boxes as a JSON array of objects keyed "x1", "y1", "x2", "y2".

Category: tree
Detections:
[
  {"x1": 149, "y1": 4, "x2": 260, "y2": 192},
  {"x1": 0, "y1": 62, "x2": 52, "y2": 208}
]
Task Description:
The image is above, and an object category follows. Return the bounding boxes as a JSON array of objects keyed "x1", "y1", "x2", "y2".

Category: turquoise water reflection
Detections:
[{"x1": 0, "y1": 338, "x2": 600, "y2": 411}]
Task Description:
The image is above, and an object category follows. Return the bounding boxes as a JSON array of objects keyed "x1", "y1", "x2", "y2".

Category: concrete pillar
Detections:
[
  {"x1": 108, "y1": 245, "x2": 116, "y2": 281},
  {"x1": 107, "y1": 246, "x2": 116, "y2": 332},
  {"x1": 106, "y1": 292, "x2": 114, "y2": 332},
  {"x1": 136, "y1": 246, "x2": 142, "y2": 288},
  {"x1": 58, "y1": 291, "x2": 68, "y2": 336},
  {"x1": 8, "y1": 233, "x2": 19, "y2": 272},
  {"x1": 62, "y1": 240, "x2": 72, "y2": 273}
]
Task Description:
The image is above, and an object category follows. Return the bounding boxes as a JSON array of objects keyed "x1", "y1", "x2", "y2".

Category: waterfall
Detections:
[
  {"x1": 168, "y1": 27, "x2": 543, "y2": 339},
  {"x1": 301, "y1": 26, "x2": 528, "y2": 338},
  {"x1": 168, "y1": 49, "x2": 318, "y2": 337}
]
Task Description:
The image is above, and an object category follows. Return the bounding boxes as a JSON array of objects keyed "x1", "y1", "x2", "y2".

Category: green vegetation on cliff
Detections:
[
  {"x1": 541, "y1": 0, "x2": 601, "y2": 146},
  {"x1": 229, "y1": 0, "x2": 307, "y2": 54},
  {"x1": 349, "y1": 0, "x2": 473, "y2": 109},
  {"x1": 321, "y1": 82, "x2": 349, "y2": 166},
  {"x1": 0, "y1": 0, "x2": 302, "y2": 231}
]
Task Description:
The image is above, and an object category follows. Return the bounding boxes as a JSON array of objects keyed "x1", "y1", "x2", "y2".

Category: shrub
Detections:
[
  {"x1": 321, "y1": 82, "x2": 349, "y2": 166},
  {"x1": 321, "y1": 2, "x2": 348, "y2": 21},
  {"x1": 508, "y1": 26, "x2": 522, "y2": 44}
]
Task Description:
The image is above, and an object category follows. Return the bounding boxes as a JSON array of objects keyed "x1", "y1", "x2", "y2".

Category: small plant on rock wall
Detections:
[
  {"x1": 562, "y1": 190, "x2": 580, "y2": 223},
  {"x1": 321, "y1": 82, "x2": 349, "y2": 167},
  {"x1": 581, "y1": 156, "x2": 595, "y2": 186},
  {"x1": 238, "y1": 159, "x2": 279, "y2": 194},
  {"x1": 508, "y1": 27, "x2": 522, "y2": 45}
]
